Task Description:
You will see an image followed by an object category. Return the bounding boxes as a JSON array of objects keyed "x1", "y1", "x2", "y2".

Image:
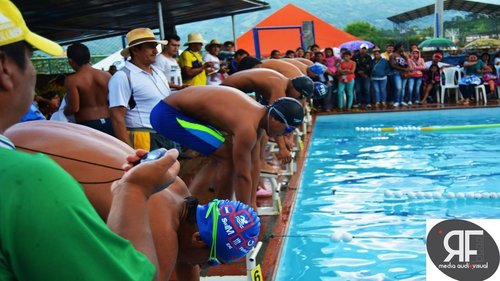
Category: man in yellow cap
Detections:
[
  {"x1": 178, "y1": 32, "x2": 213, "y2": 86},
  {"x1": 0, "y1": 1, "x2": 179, "y2": 279},
  {"x1": 108, "y1": 27, "x2": 173, "y2": 151}
]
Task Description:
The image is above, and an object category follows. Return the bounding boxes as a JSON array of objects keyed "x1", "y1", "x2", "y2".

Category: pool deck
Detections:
[{"x1": 176, "y1": 99, "x2": 500, "y2": 281}]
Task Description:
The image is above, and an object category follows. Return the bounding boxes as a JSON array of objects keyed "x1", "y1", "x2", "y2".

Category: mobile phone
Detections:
[{"x1": 139, "y1": 148, "x2": 167, "y2": 163}]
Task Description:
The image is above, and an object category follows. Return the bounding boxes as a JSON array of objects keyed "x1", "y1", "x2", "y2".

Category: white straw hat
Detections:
[{"x1": 184, "y1": 32, "x2": 205, "y2": 46}]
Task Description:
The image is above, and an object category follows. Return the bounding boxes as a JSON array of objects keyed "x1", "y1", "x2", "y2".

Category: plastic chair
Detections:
[
  {"x1": 474, "y1": 84, "x2": 487, "y2": 105},
  {"x1": 439, "y1": 67, "x2": 462, "y2": 104}
]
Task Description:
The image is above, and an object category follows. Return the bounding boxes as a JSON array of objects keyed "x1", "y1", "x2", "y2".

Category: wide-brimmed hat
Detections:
[
  {"x1": 120, "y1": 28, "x2": 167, "y2": 57},
  {"x1": 205, "y1": 39, "x2": 222, "y2": 51},
  {"x1": 0, "y1": 0, "x2": 63, "y2": 56},
  {"x1": 184, "y1": 32, "x2": 205, "y2": 46}
]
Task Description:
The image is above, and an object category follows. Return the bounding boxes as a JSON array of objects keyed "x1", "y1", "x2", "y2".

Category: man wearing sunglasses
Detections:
[{"x1": 150, "y1": 86, "x2": 304, "y2": 209}]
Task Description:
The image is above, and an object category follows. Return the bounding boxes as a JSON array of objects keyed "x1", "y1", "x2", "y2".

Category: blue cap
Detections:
[
  {"x1": 308, "y1": 62, "x2": 326, "y2": 76},
  {"x1": 313, "y1": 82, "x2": 327, "y2": 99},
  {"x1": 196, "y1": 199, "x2": 260, "y2": 263}
]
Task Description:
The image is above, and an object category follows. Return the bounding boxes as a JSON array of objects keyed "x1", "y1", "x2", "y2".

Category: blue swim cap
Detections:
[
  {"x1": 308, "y1": 62, "x2": 326, "y2": 76},
  {"x1": 313, "y1": 82, "x2": 326, "y2": 99},
  {"x1": 197, "y1": 199, "x2": 260, "y2": 263}
]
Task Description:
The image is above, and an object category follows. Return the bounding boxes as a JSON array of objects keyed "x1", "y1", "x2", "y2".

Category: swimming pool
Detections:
[{"x1": 275, "y1": 108, "x2": 500, "y2": 281}]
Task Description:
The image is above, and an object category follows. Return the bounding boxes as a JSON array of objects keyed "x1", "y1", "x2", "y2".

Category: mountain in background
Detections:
[{"x1": 81, "y1": 0, "x2": 497, "y2": 55}]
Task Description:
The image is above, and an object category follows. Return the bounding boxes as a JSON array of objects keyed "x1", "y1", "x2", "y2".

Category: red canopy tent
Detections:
[{"x1": 236, "y1": 4, "x2": 359, "y2": 58}]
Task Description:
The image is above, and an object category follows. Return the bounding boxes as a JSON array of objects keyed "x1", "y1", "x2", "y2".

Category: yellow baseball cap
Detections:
[{"x1": 0, "y1": 0, "x2": 63, "y2": 56}]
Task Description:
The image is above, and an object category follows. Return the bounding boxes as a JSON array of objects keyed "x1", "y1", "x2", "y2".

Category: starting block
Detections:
[{"x1": 257, "y1": 172, "x2": 282, "y2": 216}]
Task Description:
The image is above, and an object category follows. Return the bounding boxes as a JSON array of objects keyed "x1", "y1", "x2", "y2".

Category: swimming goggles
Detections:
[
  {"x1": 206, "y1": 199, "x2": 223, "y2": 267},
  {"x1": 271, "y1": 107, "x2": 295, "y2": 134}
]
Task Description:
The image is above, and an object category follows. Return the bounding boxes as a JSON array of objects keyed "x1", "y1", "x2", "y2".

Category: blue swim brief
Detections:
[{"x1": 150, "y1": 101, "x2": 225, "y2": 155}]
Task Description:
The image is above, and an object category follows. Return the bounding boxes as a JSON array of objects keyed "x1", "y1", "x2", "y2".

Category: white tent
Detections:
[
  {"x1": 92, "y1": 49, "x2": 126, "y2": 71},
  {"x1": 92, "y1": 45, "x2": 166, "y2": 71}
]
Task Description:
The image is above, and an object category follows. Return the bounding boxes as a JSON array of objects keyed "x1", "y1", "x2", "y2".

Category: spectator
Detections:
[
  {"x1": 295, "y1": 47, "x2": 305, "y2": 58},
  {"x1": 337, "y1": 51, "x2": 357, "y2": 111},
  {"x1": 150, "y1": 86, "x2": 304, "y2": 208},
  {"x1": 382, "y1": 44, "x2": 394, "y2": 61},
  {"x1": 228, "y1": 48, "x2": 249, "y2": 74},
  {"x1": 270, "y1": 49, "x2": 281, "y2": 59},
  {"x1": 353, "y1": 43, "x2": 373, "y2": 108},
  {"x1": 284, "y1": 50, "x2": 296, "y2": 58},
  {"x1": 64, "y1": 42, "x2": 114, "y2": 136},
  {"x1": 219, "y1": 41, "x2": 235, "y2": 68},
  {"x1": 108, "y1": 65, "x2": 117, "y2": 75},
  {"x1": 0, "y1": 1, "x2": 178, "y2": 279},
  {"x1": 203, "y1": 39, "x2": 227, "y2": 85},
  {"x1": 371, "y1": 49, "x2": 392, "y2": 108},
  {"x1": 304, "y1": 50, "x2": 313, "y2": 61},
  {"x1": 154, "y1": 34, "x2": 188, "y2": 91},
  {"x1": 459, "y1": 53, "x2": 484, "y2": 105},
  {"x1": 389, "y1": 42, "x2": 410, "y2": 107},
  {"x1": 37, "y1": 91, "x2": 60, "y2": 119},
  {"x1": 222, "y1": 40, "x2": 234, "y2": 52},
  {"x1": 424, "y1": 52, "x2": 451, "y2": 69},
  {"x1": 494, "y1": 52, "x2": 500, "y2": 66},
  {"x1": 407, "y1": 49, "x2": 425, "y2": 105},
  {"x1": 480, "y1": 52, "x2": 497, "y2": 93},
  {"x1": 109, "y1": 27, "x2": 173, "y2": 151},
  {"x1": 179, "y1": 32, "x2": 213, "y2": 86},
  {"x1": 309, "y1": 44, "x2": 320, "y2": 53},
  {"x1": 20, "y1": 101, "x2": 46, "y2": 122},
  {"x1": 420, "y1": 63, "x2": 441, "y2": 104}
]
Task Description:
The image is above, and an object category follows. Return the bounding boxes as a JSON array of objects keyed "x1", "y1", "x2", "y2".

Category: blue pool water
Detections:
[{"x1": 275, "y1": 108, "x2": 500, "y2": 281}]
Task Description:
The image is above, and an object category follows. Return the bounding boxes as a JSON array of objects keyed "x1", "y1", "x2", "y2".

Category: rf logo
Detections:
[
  {"x1": 427, "y1": 219, "x2": 500, "y2": 281},
  {"x1": 443, "y1": 230, "x2": 483, "y2": 262}
]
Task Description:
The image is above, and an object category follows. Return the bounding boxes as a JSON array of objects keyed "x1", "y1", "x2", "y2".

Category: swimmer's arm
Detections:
[
  {"x1": 149, "y1": 193, "x2": 179, "y2": 281},
  {"x1": 275, "y1": 136, "x2": 292, "y2": 163},
  {"x1": 232, "y1": 130, "x2": 256, "y2": 204},
  {"x1": 110, "y1": 106, "x2": 131, "y2": 146},
  {"x1": 63, "y1": 76, "x2": 80, "y2": 115}
]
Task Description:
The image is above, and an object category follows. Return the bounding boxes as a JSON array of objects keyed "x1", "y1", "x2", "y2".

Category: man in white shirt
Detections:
[
  {"x1": 154, "y1": 34, "x2": 187, "y2": 91},
  {"x1": 109, "y1": 28, "x2": 172, "y2": 151}
]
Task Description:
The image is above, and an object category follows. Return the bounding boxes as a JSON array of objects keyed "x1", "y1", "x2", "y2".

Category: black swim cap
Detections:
[
  {"x1": 237, "y1": 56, "x2": 262, "y2": 71},
  {"x1": 269, "y1": 97, "x2": 304, "y2": 127},
  {"x1": 291, "y1": 75, "x2": 314, "y2": 98}
]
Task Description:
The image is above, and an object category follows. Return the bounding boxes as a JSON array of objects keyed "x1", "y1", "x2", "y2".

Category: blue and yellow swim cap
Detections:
[{"x1": 196, "y1": 199, "x2": 261, "y2": 263}]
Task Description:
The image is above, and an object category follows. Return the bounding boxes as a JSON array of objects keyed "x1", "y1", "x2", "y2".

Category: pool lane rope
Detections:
[
  {"x1": 268, "y1": 233, "x2": 426, "y2": 243},
  {"x1": 332, "y1": 189, "x2": 500, "y2": 200},
  {"x1": 355, "y1": 123, "x2": 500, "y2": 132}
]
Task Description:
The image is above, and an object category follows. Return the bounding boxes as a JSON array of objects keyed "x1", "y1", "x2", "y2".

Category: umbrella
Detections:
[
  {"x1": 418, "y1": 38, "x2": 456, "y2": 50},
  {"x1": 339, "y1": 40, "x2": 375, "y2": 51},
  {"x1": 464, "y1": 38, "x2": 500, "y2": 50}
]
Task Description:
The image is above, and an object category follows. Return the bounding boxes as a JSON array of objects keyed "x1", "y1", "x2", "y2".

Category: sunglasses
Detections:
[
  {"x1": 205, "y1": 199, "x2": 224, "y2": 267},
  {"x1": 271, "y1": 107, "x2": 295, "y2": 134}
]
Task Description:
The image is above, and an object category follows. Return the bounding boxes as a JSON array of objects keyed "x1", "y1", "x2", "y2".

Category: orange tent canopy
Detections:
[{"x1": 236, "y1": 4, "x2": 359, "y2": 58}]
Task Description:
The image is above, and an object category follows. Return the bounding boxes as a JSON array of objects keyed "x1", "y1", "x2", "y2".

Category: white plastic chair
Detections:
[
  {"x1": 439, "y1": 67, "x2": 462, "y2": 104},
  {"x1": 474, "y1": 84, "x2": 487, "y2": 105}
]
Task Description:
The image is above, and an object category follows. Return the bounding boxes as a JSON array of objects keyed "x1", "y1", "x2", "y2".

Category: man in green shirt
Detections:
[{"x1": 0, "y1": 1, "x2": 178, "y2": 279}]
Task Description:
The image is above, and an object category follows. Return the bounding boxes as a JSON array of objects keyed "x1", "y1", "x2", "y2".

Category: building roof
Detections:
[
  {"x1": 387, "y1": 0, "x2": 500, "y2": 24},
  {"x1": 13, "y1": 0, "x2": 270, "y2": 44},
  {"x1": 236, "y1": 4, "x2": 359, "y2": 57}
]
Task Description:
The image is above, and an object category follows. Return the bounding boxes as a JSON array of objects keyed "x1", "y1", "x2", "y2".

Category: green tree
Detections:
[{"x1": 344, "y1": 21, "x2": 383, "y2": 46}]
